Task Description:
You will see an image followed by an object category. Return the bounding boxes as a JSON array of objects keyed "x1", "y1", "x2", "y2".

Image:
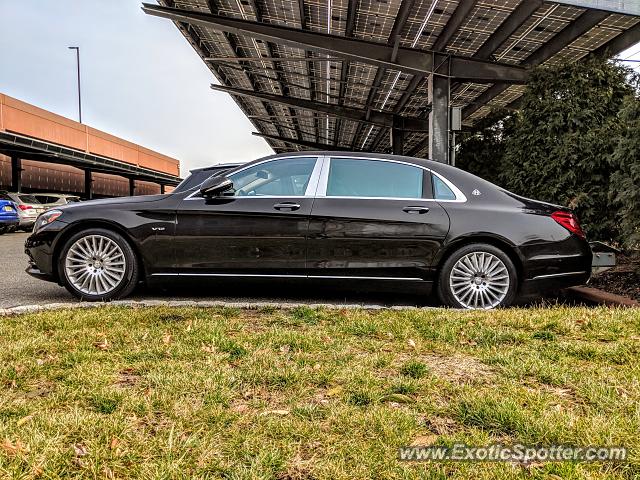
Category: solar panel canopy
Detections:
[{"x1": 146, "y1": 0, "x2": 640, "y2": 159}]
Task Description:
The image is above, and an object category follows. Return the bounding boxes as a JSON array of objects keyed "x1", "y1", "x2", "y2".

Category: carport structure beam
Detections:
[
  {"x1": 129, "y1": 178, "x2": 136, "y2": 197},
  {"x1": 212, "y1": 84, "x2": 431, "y2": 131},
  {"x1": 391, "y1": 122, "x2": 404, "y2": 155},
  {"x1": 252, "y1": 132, "x2": 357, "y2": 151},
  {"x1": 463, "y1": 8, "x2": 610, "y2": 120},
  {"x1": 142, "y1": 4, "x2": 531, "y2": 84},
  {"x1": 390, "y1": 0, "x2": 478, "y2": 160},
  {"x1": 10, "y1": 155, "x2": 22, "y2": 192},
  {"x1": 84, "y1": 169, "x2": 93, "y2": 200},
  {"x1": 429, "y1": 76, "x2": 450, "y2": 163}
]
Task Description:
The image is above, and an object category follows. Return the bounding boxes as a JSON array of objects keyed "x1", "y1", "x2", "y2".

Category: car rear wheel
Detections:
[
  {"x1": 58, "y1": 228, "x2": 139, "y2": 301},
  {"x1": 437, "y1": 243, "x2": 517, "y2": 309}
]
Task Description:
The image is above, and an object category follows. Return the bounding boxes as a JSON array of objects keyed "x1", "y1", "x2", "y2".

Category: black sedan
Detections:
[{"x1": 25, "y1": 152, "x2": 592, "y2": 309}]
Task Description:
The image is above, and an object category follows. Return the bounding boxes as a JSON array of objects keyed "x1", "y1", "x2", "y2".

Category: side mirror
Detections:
[{"x1": 200, "y1": 175, "x2": 234, "y2": 197}]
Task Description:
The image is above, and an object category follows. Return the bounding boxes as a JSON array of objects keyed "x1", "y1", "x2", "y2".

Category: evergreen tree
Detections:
[
  {"x1": 610, "y1": 93, "x2": 640, "y2": 247},
  {"x1": 455, "y1": 109, "x2": 513, "y2": 185}
]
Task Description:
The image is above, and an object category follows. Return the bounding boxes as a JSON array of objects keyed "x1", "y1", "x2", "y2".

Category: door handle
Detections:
[
  {"x1": 402, "y1": 206, "x2": 430, "y2": 214},
  {"x1": 273, "y1": 202, "x2": 301, "y2": 211}
]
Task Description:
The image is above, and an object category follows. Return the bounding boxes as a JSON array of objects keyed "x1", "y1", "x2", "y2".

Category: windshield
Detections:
[
  {"x1": 18, "y1": 194, "x2": 41, "y2": 204},
  {"x1": 173, "y1": 167, "x2": 234, "y2": 193}
]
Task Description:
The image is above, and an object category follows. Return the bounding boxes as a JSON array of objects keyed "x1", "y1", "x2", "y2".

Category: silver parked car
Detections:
[
  {"x1": 32, "y1": 193, "x2": 81, "y2": 209},
  {"x1": 0, "y1": 192, "x2": 46, "y2": 231}
]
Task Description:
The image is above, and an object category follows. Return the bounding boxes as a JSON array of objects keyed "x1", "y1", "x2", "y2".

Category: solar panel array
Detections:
[{"x1": 160, "y1": 0, "x2": 639, "y2": 157}]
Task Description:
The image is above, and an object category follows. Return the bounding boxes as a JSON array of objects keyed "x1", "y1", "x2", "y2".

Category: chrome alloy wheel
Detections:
[
  {"x1": 64, "y1": 235, "x2": 126, "y2": 296},
  {"x1": 449, "y1": 251, "x2": 510, "y2": 309}
]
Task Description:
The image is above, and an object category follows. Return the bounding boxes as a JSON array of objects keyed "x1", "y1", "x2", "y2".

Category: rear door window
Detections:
[
  {"x1": 432, "y1": 175, "x2": 457, "y2": 201},
  {"x1": 326, "y1": 158, "x2": 423, "y2": 199}
]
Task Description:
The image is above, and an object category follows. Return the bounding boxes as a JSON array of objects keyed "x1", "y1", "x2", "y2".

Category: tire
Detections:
[
  {"x1": 437, "y1": 243, "x2": 518, "y2": 309},
  {"x1": 58, "y1": 228, "x2": 139, "y2": 301}
]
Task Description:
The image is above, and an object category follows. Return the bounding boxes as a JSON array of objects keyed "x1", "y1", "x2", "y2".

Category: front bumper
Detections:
[
  {"x1": 24, "y1": 228, "x2": 61, "y2": 281},
  {"x1": 25, "y1": 263, "x2": 56, "y2": 282}
]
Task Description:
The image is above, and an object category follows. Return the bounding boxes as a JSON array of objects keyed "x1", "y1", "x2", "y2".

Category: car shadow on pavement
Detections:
[{"x1": 136, "y1": 277, "x2": 439, "y2": 307}]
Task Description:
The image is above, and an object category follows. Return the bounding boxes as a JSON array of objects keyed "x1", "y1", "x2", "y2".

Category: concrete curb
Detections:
[
  {"x1": 0, "y1": 300, "x2": 433, "y2": 316},
  {"x1": 566, "y1": 286, "x2": 639, "y2": 307}
]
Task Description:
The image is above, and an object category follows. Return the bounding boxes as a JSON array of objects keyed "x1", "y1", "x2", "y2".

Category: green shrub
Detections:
[{"x1": 610, "y1": 94, "x2": 640, "y2": 248}]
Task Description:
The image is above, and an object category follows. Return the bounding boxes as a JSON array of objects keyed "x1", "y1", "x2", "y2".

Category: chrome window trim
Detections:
[
  {"x1": 303, "y1": 156, "x2": 325, "y2": 196},
  {"x1": 184, "y1": 155, "x2": 322, "y2": 201},
  {"x1": 315, "y1": 156, "x2": 330, "y2": 196},
  {"x1": 316, "y1": 155, "x2": 467, "y2": 203}
]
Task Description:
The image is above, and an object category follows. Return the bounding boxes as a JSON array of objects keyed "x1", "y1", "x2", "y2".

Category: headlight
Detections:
[{"x1": 35, "y1": 209, "x2": 63, "y2": 231}]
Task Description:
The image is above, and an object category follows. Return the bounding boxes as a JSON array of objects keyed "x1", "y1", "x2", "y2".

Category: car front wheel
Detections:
[
  {"x1": 437, "y1": 243, "x2": 517, "y2": 309},
  {"x1": 58, "y1": 228, "x2": 139, "y2": 301}
]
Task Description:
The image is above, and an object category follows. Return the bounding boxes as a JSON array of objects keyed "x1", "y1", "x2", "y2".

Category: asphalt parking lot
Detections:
[{"x1": 0, "y1": 232, "x2": 430, "y2": 309}]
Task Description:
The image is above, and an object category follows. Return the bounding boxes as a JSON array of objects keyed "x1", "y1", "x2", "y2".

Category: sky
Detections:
[
  {"x1": 0, "y1": 1, "x2": 639, "y2": 177},
  {"x1": 0, "y1": 0, "x2": 272, "y2": 176}
]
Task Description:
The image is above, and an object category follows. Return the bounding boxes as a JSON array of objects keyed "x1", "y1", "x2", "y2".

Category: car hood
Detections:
[{"x1": 59, "y1": 194, "x2": 168, "y2": 211}]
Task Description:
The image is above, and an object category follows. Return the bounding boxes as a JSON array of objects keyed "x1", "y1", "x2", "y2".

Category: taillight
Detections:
[
  {"x1": 551, "y1": 210, "x2": 585, "y2": 239},
  {"x1": 18, "y1": 204, "x2": 33, "y2": 211}
]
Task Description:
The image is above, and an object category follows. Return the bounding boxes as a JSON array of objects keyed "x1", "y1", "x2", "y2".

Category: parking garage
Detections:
[{"x1": 0, "y1": 93, "x2": 181, "y2": 198}]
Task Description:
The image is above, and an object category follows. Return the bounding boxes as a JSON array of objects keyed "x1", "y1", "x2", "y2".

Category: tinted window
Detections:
[
  {"x1": 432, "y1": 175, "x2": 456, "y2": 200},
  {"x1": 35, "y1": 195, "x2": 57, "y2": 204},
  {"x1": 326, "y1": 158, "x2": 423, "y2": 199},
  {"x1": 18, "y1": 195, "x2": 40, "y2": 204},
  {"x1": 228, "y1": 157, "x2": 317, "y2": 197}
]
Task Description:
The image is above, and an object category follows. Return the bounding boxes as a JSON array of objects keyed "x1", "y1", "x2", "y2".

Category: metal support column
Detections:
[
  {"x1": 84, "y1": 169, "x2": 93, "y2": 200},
  {"x1": 160, "y1": 184, "x2": 165, "y2": 194},
  {"x1": 428, "y1": 75, "x2": 450, "y2": 164},
  {"x1": 10, "y1": 156, "x2": 22, "y2": 192},
  {"x1": 129, "y1": 178, "x2": 136, "y2": 196},
  {"x1": 391, "y1": 116, "x2": 405, "y2": 155}
]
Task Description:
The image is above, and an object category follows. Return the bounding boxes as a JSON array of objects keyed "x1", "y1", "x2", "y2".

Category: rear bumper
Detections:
[
  {"x1": 520, "y1": 270, "x2": 590, "y2": 295},
  {"x1": 519, "y1": 235, "x2": 592, "y2": 295},
  {"x1": 0, "y1": 217, "x2": 19, "y2": 226},
  {"x1": 19, "y1": 219, "x2": 36, "y2": 228}
]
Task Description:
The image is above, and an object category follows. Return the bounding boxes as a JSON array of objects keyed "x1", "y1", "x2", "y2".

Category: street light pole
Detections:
[{"x1": 68, "y1": 46, "x2": 82, "y2": 123}]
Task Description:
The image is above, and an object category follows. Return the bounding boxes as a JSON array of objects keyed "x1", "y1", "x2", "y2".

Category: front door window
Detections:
[{"x1": 228, "y1": 157, "x2": 317, "y2": 196}]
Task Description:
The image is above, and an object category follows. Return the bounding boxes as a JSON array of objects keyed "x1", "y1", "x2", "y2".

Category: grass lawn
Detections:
[{"x1": 1, "y1": 305, "x2": 640, "y2": 479}]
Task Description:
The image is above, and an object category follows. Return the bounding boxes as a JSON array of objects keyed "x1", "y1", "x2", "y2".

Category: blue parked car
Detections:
[{"x1": 0, "y1": 198, "x2": 19, "y2": 234}]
